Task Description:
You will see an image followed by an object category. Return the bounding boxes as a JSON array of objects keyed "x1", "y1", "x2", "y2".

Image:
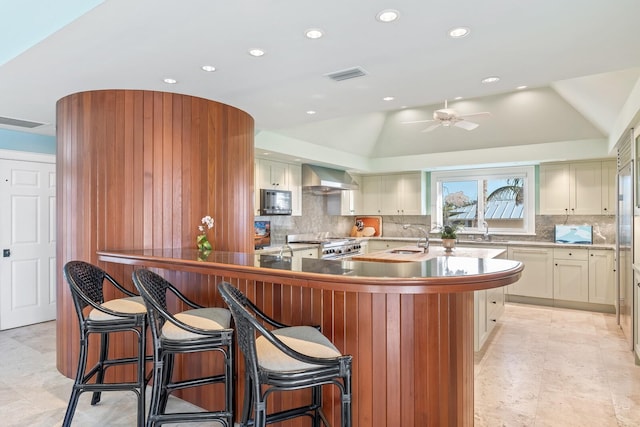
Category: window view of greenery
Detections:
[{"x1": 433, "y1": 167, "x2": 533, "y2": 235}]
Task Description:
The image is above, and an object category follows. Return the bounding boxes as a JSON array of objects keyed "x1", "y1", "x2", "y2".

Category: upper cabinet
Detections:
[
  {"x1": 361, "y1": 172, "x2": 426, "y2": 215},
  {"x1": 601, "y1": 160, "x2": 616, "y2": 215},
  {"x1": 539, "y1": 159, "x2": 615, "y2": 216},
  {"x1": 340, "y1": 173, "x2": 362, "y2": 215},
  {"x1": 255, "y1": 159, "x2": 302, "y2": 216}
]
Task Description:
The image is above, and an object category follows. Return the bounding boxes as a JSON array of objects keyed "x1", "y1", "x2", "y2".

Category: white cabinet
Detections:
[
  {"x1": 258, "y1": 159, "x2": 288, "y2": 189},
  {"x1": 291, "y1": 247, "x2": 319, "y2": 269},
  {"x1": 340, "y1": 173, "x2": 362, "y2": 215},
  {"x1": 506, "y1": 247, "x2": 554, "y2": 298},
  {"x1": 254, "y1": 159, "x2": 302, "y2": 216},
  {"x1": 553, "y1": 248, "x2": 589, "y2": 302},
  {"x1": 361, "y1": 175, "x2": 384, "y2": 214},
  {"x1": 474, "y1": 247, "x2": 506, "y2": 351},
  {"x1": 361, "y1": 172, "x2": 425, "y2": 215},
  {"x1": 288, "y1": 164, "x2": 302, "y2": 216},
  {"x1": 588, "y1": 249, "x2": 615, "y2": 305},
  {"x1": 601, "y1": 160, "x2": 616, "y2": 215},
  {"x1": 540, "y1": 160, "x2": 610, "y2": 215},
  {"x1": 366, "y1": 240, "x2": 406, "y2": 253}
]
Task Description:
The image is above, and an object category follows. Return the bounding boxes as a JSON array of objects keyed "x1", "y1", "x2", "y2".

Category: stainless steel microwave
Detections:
[{"x1": 260, "y1": 189, "x2": 292, "y2": 215}]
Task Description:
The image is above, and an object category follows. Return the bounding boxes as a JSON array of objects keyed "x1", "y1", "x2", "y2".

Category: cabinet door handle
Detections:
[
  {"x1": 491, "y1": 301, "x2": 497, "y2": 304},
  {"x1": 555, "y1": 263, "x2": 558, "y2": 266}
]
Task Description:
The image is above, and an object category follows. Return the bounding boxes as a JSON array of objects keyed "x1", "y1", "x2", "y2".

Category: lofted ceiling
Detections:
[{"x1": 1, "y1": 0, "x2": 640, "y2": 170}]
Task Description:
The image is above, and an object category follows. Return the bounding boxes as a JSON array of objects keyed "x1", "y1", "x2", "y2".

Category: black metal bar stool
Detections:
[
  {"x1": 218, "y1": 281, "x2": 352, "y2": 427},
  {"x1": 132, "y1": 268, "x2": 234, "y2": 427},
  {"x1": 62, "y1": 260, "x2": 149, "y2": 427}
]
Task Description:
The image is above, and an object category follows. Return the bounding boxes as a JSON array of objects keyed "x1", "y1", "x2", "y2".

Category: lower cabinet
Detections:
[
  {"x1": 508, "y1": 245, "x2": 615, "y2": 308},
  {"x1": 588, "y1": 249, "x2": 615, "y2": 305},
  {"x1": 553, "y1": 248, "x2": 589, "y2": 302},
  {"x1": 292, "y1": 247, "x2": 319, "y2": 269},
  {"x1": 366, "y1": 240, "x2": 406, "y2": 253},
  {"x1": 506, "y1": 247, "x2": 554, "y2": 298},
  {"x1": 475, "y1": 286, "x2": 505, "y2": 351}
]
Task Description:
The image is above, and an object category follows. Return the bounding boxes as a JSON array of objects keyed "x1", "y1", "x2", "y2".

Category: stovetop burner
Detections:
[{"x1": 287, "y1": 233, "x2": 362, "y2": 259}]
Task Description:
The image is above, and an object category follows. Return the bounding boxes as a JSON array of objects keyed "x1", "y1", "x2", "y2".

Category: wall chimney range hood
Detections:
[{"x1": 302, "y1": 164, "x2": 359, "y2": 194}]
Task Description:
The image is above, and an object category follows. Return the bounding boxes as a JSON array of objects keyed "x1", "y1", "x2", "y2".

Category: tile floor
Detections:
[
  {"x1": 0, "y1": 303, "x2": 638, "y2": 426},
  {"x1": 474, "y1": 303, "x2": 640, "y2": 427}
]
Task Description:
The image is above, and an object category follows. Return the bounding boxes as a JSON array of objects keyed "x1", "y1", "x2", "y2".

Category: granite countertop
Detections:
[
  {"x1": 257, "y1": 238, "x2": 614, "y2": 255},
  {"x1": 351, "y1": 244, "x2": 506, "y2": 263},
  {"x1": 363, "y1": 236, "x2": 615, "y2": 250}
]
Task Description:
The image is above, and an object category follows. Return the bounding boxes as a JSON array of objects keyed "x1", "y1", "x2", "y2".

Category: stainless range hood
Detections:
[{"x1": 302, "y1": 164, "x2": 359, "y2": 194}]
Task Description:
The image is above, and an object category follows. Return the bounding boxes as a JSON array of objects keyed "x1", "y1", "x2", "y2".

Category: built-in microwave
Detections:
[{"x1": 260, "y1": 189, "x2": 292, "y2": 215}]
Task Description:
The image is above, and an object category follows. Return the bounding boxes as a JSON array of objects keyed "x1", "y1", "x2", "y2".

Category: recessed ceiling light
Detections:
[
  {"x1": 481, "y1": 76, "x2": 501, "y2": 84},
  {"x1": 305, "y1": 28, "x2": 324, "y2": 39},
  {"x1": 376, "y1": 9, "x2": 399, "y2": 23},
  {"x1": 383, "y1": 96, "x2": 395, "y2": 101},
  {"x1": 163, "y1": 78, "x2": 177, "y2": 84},
  {"x1": 517, "y1": 85, "x2": 528, "y2": 90},
  {"x1": 449, "y1": 27, "x2": 470, "y2": 38},
  {"x1": 201, "y1": 65, "x2": 216, "y2": 72},
  {"x1": 248, "y1": 48, "x2": 265, "y2": 57},
  {"x1": 306, "y1": 110, "x2": 316, "y2": 115},
  {"x1": 454, "y1": 96, "x2": 463, "y2": 100}
]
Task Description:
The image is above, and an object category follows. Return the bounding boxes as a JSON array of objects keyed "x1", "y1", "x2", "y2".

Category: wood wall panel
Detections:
[{"x1": 56, "y1": 90, "x2": 254, "y2": 380}]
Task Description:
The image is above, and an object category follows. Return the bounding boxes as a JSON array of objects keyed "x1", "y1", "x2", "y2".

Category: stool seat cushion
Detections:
[
  {"x1": 256, "y1": 326, "x2": 342, "y2": 372},
  {"x1": 162, "y1": 307, "x2": 231, "y2": 340},
  {"x1": 89, "y1": 296, "x2": 147, "y2": 321}
]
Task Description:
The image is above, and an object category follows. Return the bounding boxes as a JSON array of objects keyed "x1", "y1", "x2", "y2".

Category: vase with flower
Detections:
[
  {"x1": 440, "y1": 224, "x2": 460, "y2": 253},
  {"x1": 196, "y1": 215, "x2": 214, "y2": 252}
]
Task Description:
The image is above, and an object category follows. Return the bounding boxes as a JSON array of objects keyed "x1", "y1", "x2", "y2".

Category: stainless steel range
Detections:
[{"x1": 287, "y1": 233, "x2": 363, "y2": 260}]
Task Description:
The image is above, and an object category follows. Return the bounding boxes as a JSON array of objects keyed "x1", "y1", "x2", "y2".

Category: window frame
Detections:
[{"x1": 430, "y1": 166, "x2": 536, "y2": 235}]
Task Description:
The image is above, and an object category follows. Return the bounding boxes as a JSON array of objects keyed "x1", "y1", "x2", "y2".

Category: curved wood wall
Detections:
[{"x1": 55, "y1": 90, "x2": 254, "y2": 377}]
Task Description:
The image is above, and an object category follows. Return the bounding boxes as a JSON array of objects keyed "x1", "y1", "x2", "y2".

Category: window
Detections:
[{"x1": 431, "y1": 166, "x2": 535, "y2": 235}]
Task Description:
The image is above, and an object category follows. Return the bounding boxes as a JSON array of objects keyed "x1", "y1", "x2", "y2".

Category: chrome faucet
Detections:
[
  {"x1": 403, "y1": 224, "x2": 430, "y2": 252},
  {"x1": 482, "y1": 221, "x2": 491, "y2": 241},
  {"x1": 279, "y1": 236, "x2": 294, "y2": 258}
]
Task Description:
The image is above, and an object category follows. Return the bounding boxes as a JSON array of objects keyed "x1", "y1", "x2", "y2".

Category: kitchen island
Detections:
[{"x1": 97, "y1": 248, "x2": 523, "y2": 427}]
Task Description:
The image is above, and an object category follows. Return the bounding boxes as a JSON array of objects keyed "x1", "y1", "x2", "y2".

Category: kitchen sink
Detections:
[{"x1": 389, "y1": 249, "x2": 423, "y2": 254}]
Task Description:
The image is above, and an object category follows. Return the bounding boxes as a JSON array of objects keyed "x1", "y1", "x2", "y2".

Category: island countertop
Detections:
[
  {"x1": 97, "y1": 247, "x2": 522, "y2": 294},
  {"x1": 96, "y1": 247, "x2": 523, "y2": 426}
]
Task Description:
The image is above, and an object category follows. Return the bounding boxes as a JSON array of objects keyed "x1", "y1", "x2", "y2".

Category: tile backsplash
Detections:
[{"x1": 258, "y1": 192, "x2": 616, "y2": 246}]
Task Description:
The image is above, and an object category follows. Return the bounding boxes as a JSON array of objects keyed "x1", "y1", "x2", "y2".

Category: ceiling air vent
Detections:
[
  {"x1": 0, "y1": 116, "x2": 46, "y2": 128},
  {"x1": 325, "y1": 66, "x2": 368, "y2": 82}
]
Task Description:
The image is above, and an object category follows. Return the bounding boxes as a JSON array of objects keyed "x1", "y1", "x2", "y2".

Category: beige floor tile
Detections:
[{"x1": 475, "y1": 303, "x2": 640, "y2": 427}]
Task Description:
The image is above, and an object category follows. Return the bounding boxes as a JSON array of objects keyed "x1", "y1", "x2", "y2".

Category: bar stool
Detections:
[
  {"x1": 217, "y1": 281, "x2": 352, "y2": 427},
  {"x1": 132, "y1": 269, "x2": 234, "y2": 427},
  {"x1": 62, "y1": 260, "x2": 149, "y2": 427}
]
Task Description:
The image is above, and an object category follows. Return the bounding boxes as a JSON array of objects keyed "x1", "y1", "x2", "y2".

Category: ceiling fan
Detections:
[{"x1": 402, "y1": 100, "x2": 491, "y2": 132}]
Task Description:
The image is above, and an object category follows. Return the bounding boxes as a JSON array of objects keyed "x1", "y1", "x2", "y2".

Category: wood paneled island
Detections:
[{"x1": 97, "y1": 248, "x2": 523, "y2": 427}]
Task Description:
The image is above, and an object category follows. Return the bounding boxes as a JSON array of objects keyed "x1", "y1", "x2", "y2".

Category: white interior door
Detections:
[{"x1": 0, "y1": 155, "x2": 56, "y2": 330}]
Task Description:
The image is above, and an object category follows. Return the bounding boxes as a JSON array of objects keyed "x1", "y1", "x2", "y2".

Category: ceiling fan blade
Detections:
[
  {"x1": 454, "y1": 120, "x2": 479, "y2": 131},
  {"x1": 402, "y1": 119, "x2": 437, "y2": 124},
  {"x1": 458, "y1": 111, "x2": 491, "y2": 119},
  {"x1": 421, "y1": 123, "x2": 442, "y2": 132}
]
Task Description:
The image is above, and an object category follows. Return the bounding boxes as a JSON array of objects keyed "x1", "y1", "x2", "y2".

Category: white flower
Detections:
[{"x1": 199, "y1": 215, "x2": 214, "y2": 234}]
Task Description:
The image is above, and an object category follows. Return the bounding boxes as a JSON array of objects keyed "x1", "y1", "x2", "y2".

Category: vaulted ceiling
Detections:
[{"x1": 1, "y1": 0, "x2": 640, "y2": 171}]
